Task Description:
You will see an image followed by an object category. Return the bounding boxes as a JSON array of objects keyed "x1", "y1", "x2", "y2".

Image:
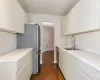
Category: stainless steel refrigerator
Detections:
[{"x1": 17, "y1": 23, "x2": 41, "y2": 74}]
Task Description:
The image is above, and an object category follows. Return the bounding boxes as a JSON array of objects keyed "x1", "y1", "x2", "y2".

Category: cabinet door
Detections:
[
  {"x1": 62, "y1": 16, "x2": 69, "y2": 35},
  {"x1": 66, "y1": 54, "x2": 77, "y2": 80},
  {"x1": 17, "y1": 55, "x2": 32, "y2": 80},
  {"x1": 59, "y1": 52, "x2": 64, "y2": 73},
  {"x1": 62, "y1": 0, "x2": 100, "y2": 35},
  {"x1": 62, "y1": 1, "x2": 82, "y2": 35},
  {"x1": 81, "y1": 0, "x2": 100, "y2": 32},
  {"x1": 75, "y1": 0, "x2": 100, "y2": 33},
  {"x1": 27, "y1": 57, "x2": 32, "y2": 80},
  {"x1": 72, "y1": 1, "x2": 82, "y2": 34},
  {"x1": 59, "y1": 52, "x2": 68, "y2": 80},
  {"x1": 17, "y1": 62, "x2": 28, "y2": 80},
  {"x1": 0, "y1": 0, "x2": 27, "y2": 33},
  {"x1": 75, "y1": 68, "x2": 92, "y2": 80},
  {"x1": 59, "y1": 51, "x2": 78, "y2": 80}
]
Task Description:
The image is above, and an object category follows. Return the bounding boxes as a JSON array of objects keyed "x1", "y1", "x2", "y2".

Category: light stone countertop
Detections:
[
  {"x1": 57, "y1": 46, "x2": 100, "y2": 72},
  {"x1": 0, "y1": 48, "x2": 33, "y2": 62}
]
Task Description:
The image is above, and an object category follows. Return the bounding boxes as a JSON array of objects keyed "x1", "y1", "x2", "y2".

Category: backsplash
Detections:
[
  {"x1": 66, "y1": 31, "x2": 100, "y2": 55},
  {"x1": 0, "y1": 31, "x2": 16, "y2": 55}
]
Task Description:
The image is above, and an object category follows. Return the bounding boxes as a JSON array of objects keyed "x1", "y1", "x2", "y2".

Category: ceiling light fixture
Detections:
[
  {"x1": 57, "y1": 9, "x2": 59, "y2": 12},
  {"x1": 42, "y1": 22, "x2": 55, "y2": 27}
]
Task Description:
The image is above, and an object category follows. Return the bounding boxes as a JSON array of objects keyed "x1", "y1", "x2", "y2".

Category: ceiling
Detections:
[{"x1": 18, "y1": 0, "x2": 79, "y2": 16}]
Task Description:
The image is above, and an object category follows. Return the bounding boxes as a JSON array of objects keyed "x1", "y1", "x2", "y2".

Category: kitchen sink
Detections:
[{"x1": 64, "y1": 48, "x2": 79, "y2": 50}]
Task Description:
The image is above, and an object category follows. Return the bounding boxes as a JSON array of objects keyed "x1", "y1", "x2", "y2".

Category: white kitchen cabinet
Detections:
[
  {"x1": 62, "y1": 1, "x2": 82, "y2": 35},
  {"x1": 59, "y1": 51, "x2": 68, "y2": 79},
  {"x1": 27, "y1": 55, "x2": 33, "y2": 80},
  {"x1": 59, "y1": 52, "x2": 65, "y2": 75},
  {"x1": 59, "y1": 50, "x2": 77, "y2": 80},
  {"x1": 62, "y1": 16, "x2": 69, "y2": 35},
  {"x1": 78, "y1": 59, "x2": 100, "y2": 80},
  {"x1": 66, "y1": 54, "x2": 77, "y2": 80},
  {"x1": 17, "y1": 62, "x2": 28, "y2": 80},
  {"x1": 0, "y1": 0, "x2": 27, "y2": 33},
  {"x1": 58, "y1": 47, "x2": 100, "y2": 80},
  {"x1": 59, "y1": 51, "x2": 92, "y2": 80},
  {"x1": 17, "y1": 57, "x2": 32, "y2": 80},
  {"x1": 0, "y1": 48, "x2": 32, "y2": 80},
  {"x1": 81, "y1": 0, "x2": 100, "y2": 32},
  {"x1": 62, "y1": 0, "x2": 100, "y2": 35},
  {"x1": 75, "y1": 68, "x2": 92, "y2": 80}
]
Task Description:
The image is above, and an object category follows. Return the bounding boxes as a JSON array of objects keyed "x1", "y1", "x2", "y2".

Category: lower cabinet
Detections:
[
  {"x1": 17, "y1": 62, "x2": 28, "y2": 80},
  {"x1": 59, "y1": 50, "x2": 97, "y2": 80},
  {"x1": 59, "y1": 51, "x2": 77, "y2": 80},
  {"x1": 75, "y1": 68, "x2": 92, "y2": 80},
  {"x1": 59, "y1": 52, "x2": 67, "y2": 79},
  {"x1": 17, "y1": 56, "x2": 32, "y2": 80},
  {"x1": 27, "y1": 57, "x2": 32, "y2": 80},
  {"x1": 66, "y1": 54, "x2": 77, "y2": 80},
  {"x1": 0, "y1": 49, "x2": 32, "y2": 80}
]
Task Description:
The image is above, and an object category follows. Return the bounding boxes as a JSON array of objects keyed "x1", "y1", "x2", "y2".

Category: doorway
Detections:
[{"x1": 42, "y1": 26, "x2": 54, "y2": 64}]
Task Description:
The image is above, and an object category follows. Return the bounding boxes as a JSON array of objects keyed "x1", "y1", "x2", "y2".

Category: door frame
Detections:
[{"x1": 40, "y1": 23, "x2": 55, "y2": 64}]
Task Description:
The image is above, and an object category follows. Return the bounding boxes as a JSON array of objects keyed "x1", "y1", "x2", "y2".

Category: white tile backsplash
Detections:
[{"x1": 66, "y1": 31, "x2": 100, "y2": 55}]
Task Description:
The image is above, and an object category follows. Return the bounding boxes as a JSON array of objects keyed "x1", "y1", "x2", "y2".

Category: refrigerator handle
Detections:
[
  {"x1": 36, "y1": 24, "x2": 41, "y2": 55},
  {"x1": 36, "y1": 25, "x2": 38, "y2": 55}
]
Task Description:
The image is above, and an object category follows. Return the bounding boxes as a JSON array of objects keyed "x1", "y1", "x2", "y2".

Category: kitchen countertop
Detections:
[
  {"x1": 0, "y1": 48, "x2": 33, "y2": 62},
  {"x1": 57, "y1": 46, "x2": 100, "y2": 72}
]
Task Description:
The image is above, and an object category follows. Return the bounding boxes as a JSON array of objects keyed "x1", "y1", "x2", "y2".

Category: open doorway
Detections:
[{"x1": 42, "y1": 26, "x2": 54, "y2": 64}]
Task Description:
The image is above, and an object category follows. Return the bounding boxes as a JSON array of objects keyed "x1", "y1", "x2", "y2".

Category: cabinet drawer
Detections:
[
  {"x1": 78, "y1": 60, "x2": 100, "y2": 80},
  {"x1": 17, "y1": 54, "x2": 28, "y2": 72},
  {"x1": 59, "y1": 52, "x2": 68, "y2": 80},
  {"x1": 75, "y1": 68, "x2": 92, "y2": 80},
  {"x1": 17, "y1": 51, "x2": 32, "y2": 73},
  {"x1": 17, "y1": 62, "x2": 28, "y2": 80}
]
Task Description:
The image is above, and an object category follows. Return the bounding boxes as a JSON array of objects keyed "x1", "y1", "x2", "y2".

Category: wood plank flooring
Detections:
[
  {"x1": 30, "y1": 51, "x2": 64, "y2": 80},
  {"x1": 42, "y1": 51, "x2": 54, "y2": 64}
]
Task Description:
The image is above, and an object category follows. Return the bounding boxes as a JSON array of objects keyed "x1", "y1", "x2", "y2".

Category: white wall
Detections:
[
  {"x1": 27, "y1": 13, "x2": 66, "y2": 63},
  {"x1": 0, "y1": 31, "x2": 16, "y2": 55},
  {"x1": 65, "y1": 31, "x2": 100, "y2": 55},
  {"x1": 27, "y1": 13, "x2": 66, "y2": 46},
  {"x1": 43, "y1": 27, "x2": 54, "y2": 51}
]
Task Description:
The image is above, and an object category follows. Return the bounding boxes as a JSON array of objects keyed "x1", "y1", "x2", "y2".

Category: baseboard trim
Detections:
[
  {"x1": 40, "y1": 60, "x2": 42, "y2": 64},
  {"x1": 54, "y1": 60, "x2": 57, "y2": 63}
]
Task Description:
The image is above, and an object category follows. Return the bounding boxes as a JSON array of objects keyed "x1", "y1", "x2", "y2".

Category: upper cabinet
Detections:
[
  {"x1": 62, "y1": 0, "x2": 100, "y2": 35},
  {"x1": 0, "y1": 0, "x2": 27, "y2": 33}
]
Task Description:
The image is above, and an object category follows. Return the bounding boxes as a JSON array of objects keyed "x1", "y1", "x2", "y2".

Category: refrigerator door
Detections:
[{"x1": 17, "y1": 24, "x2": 40, "y2": 74}]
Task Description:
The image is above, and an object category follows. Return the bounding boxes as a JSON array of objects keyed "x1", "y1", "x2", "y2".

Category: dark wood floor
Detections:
[
  {"x1": 30, "y1": 50, "x2": 64, "y2": 80},
  {"x1": 42, "y1": 50, "x2": 54, "y2": 64}
]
